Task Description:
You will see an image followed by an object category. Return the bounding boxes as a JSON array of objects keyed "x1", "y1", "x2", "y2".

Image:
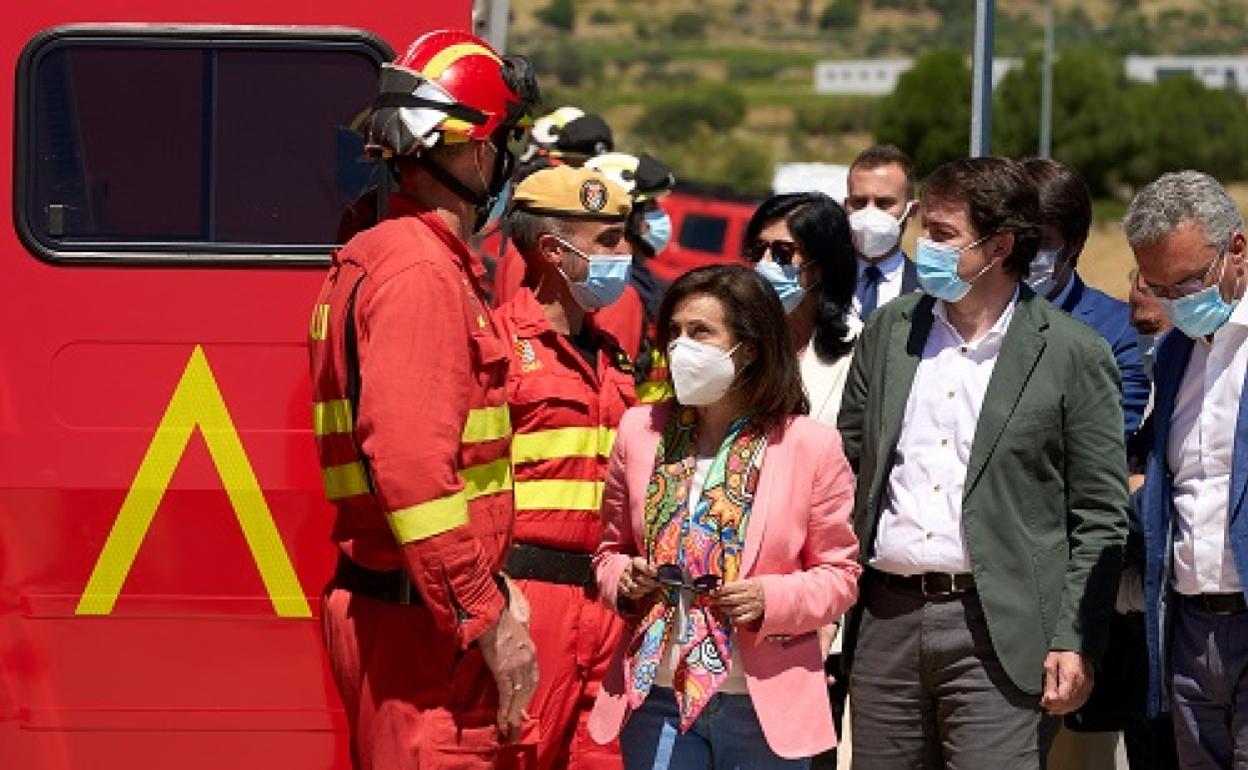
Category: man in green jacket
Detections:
[{"x1": 837, "y1": 156, "x2": 1129, "y2": 770}]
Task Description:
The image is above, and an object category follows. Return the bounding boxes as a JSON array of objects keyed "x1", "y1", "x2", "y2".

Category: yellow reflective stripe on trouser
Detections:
[
  {"x1": 637, "y1": 381, "x2": 674, "y2": 403},
  {"x1": 514, "y1": 479, "x2": 604, "y2": 511},
  {"x1": 387, "y1": 491, "x2": 469, "y2": 544},
  {"x1": 313, "y1": 399, "x2": 354, "y2": 436},
  {"x1": 323, "y1": 461, "x2": 370, "y2": 500},
  {"x1": 462, "y1": 405, "x2": 512, "y2": 444},
  {"x1": 511, "y1": 426, "x2": 617, "y2": 464}
]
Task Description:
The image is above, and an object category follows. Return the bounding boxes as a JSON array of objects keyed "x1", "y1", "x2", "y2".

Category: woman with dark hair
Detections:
[
  {"x1": 744, "y1": 192, "x2": 860, "y2": 425},
  {"x1": 587, "y1": 265, "x2": 861, "y2": 769}
]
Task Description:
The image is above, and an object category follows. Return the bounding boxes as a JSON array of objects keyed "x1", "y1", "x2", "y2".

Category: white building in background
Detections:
[
  {"x1": 773, "y1": 162, "x2": 849, "y2": 202},
  {"x1": 1125, "y1": 56, "x2": 1248, "y2": 93},
  {"x1": 814, "y1": 55, "x2": 1248, "y2": 97},
  {"x1": 813, "y1": 58, "x2": 1019, "y2": 96}
]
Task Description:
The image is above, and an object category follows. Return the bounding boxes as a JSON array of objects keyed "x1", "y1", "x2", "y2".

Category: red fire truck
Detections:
[{"x1": 0, "y1": 2, "x2": 474, "y2": 768}]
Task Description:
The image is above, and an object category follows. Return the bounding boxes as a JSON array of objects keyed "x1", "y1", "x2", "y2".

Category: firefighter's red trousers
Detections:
[
  {"x1": 322, "y1": 588, "x2": 538, "y2": 770},
  {"x1": 515, "y1": 579, "x2": 625, "y2": 770}
]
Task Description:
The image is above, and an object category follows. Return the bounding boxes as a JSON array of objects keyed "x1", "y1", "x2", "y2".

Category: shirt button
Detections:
[
  {"x1": 960, "y1": 346, "x2": 968, "y2": 354},
  {"x1": 947, "y1": 391, "x2": 955, "y2": 399},
  {"x1": 941, "y1": 438, "x2": 949, "y2": 447},
  {"x1": 925, "y1": 532, "x2": 934, "y2": 541},
  {"x1": 934, "y1": 484, "x2": 943, "y2": 493}
]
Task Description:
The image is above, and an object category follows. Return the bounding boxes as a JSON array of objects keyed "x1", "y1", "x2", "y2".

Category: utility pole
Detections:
[
  {"x1": 1039, "y1": 0, "x2": 1055, "y2": 158},
  {"x1": 970, "y1": 0, "x2": 995, "y2": 157},
  {"x1": 474, "y1": 0, "x2": 510, "y2": 52}
]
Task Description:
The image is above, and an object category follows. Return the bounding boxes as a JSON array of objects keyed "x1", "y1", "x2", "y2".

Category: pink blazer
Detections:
[{"x1": 588, "y1": 404, "x2": 861, "y2": 759}]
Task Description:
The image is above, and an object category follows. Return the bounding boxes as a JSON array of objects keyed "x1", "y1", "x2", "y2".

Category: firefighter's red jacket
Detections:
[
  {"x1": 493, "y1": 289, "x2": 638, "y2": 553},
  {"x1": 309, "y1": 195, "x2": 512, "y2": 648}
]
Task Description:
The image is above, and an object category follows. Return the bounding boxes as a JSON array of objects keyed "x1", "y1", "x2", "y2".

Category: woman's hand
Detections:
[
  {"x1": 618, "y1": 557, "x2": 661, "y2": 602},
  {"x1": 712, "y1": 578, "x2": 766, "y2": 626}
]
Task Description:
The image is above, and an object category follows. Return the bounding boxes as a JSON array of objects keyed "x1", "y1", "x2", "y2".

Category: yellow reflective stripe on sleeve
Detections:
[
  {"x1": 386, "y1": 491, "x2": 469, "y2": 544},
  {"x1": 460, "y1": 457, "x2": 514, "y2": 500},
  {"x1": 309, "y1": 304, "x2": 330, "y2": 341},
  {"x1": 514, "y1": 479, "x2": 604, "y2": 511},
  {"x1": 313, "y1": 399, "x2": 354, "y2": 436},
  {"x1": 323, "y1": 461, "x2": 370, "y2": 500},
  {"x1": 462, "y1": 405, "x2": 512, "y2": 444},
  {"x1": 511, "y1": 426, "x2": 617, "y2": 464},
  {"x1": 637, "y1": 381, "x2": 674, "y2": 403}
]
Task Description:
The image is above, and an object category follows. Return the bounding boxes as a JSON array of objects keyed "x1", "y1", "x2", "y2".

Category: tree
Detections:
[
  {"x1": 1119, "y1": 76, "x2": 1248, "y2": 188},
  {"x1": 819, "y1": 0, "x2": 859, "y2": 30},
  {"x1": 873, "y1": 49, "x2": 971, "y2": 178},
  {"x1": 992, "y1": 49, "x2": 1131, "y2": 196},
  {"x1": 634, "y1": 84, "x2": 748, "y2": 145},
  {"x1": 536, "y1": 0, "x2": 575, "y2": 32}
]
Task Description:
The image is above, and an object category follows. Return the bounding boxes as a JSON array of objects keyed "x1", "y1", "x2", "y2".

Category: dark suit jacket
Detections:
[
  {"x1": 1141, "y1": 331, "x2": 1248, "y2": 717},
  {"x1": 900, "y1": 254, "x2": 919, "y2": 294},
  {"x1": 838, "y1": 287, "x2": 1130, "y2": 694},
  {"x1": 1058, "y1": 274, "x2": 1149, "y2": 440}
]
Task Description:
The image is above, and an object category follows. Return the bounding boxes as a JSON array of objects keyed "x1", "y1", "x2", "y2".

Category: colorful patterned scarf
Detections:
[{"x1": 623, "y1": 406, "x2": 767, "y2": 730}]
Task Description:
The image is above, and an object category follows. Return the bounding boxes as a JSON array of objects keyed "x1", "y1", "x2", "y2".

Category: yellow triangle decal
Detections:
[{"x1": 76, "y1": 346, "x2": 312, "y2": 618}]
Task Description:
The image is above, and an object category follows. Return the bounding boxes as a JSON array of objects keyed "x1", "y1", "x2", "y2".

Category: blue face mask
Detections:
[
  {"x1": 1159, "y1": 284, "x2": 1238, "y2": 339},
  {"x1": 915, "y1": 235, "x2": 996, "y2": 303},
  {"x1": 754, "y1": 260, "x2": 806, "y2": 313},
  {"x1": 482, "y1": 179, "x2": 512, "y2": 231},
  {"x1": 556, "y1": 237, "x2": 632, "y2": 310},
  {"x1": 641, "y1": 208, "x2": 672, "y2": 254}
]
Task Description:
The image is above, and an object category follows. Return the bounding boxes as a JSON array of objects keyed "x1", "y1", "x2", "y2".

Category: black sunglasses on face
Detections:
[{"x1": 745, "y1": 239, "x2": 800, "y2": 265}]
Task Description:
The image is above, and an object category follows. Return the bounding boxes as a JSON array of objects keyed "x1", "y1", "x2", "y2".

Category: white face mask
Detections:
[
  {"x1": 668, "y1": 337, "x2": 741, "y2": 407},
  {"x1": 849, "y1": 203, "x2": 910, "y2": 259},
  {"x1": 1026, "y1": 246, "x2": 1063, "y2": 298}
]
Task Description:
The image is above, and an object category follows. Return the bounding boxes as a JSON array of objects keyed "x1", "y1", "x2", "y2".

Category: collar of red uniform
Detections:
[
  {"x1": 500, "y1": 287, "x2": 554, "y2": 338},
  {"x1": 385, "y1": 193, "x2": 487, "y2": 282},
  {"x1": 501, "y1": 288, "x2": 625, "y2": 358}
]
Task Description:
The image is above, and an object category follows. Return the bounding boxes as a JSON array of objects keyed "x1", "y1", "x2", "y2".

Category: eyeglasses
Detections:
[
  {"x1": 745, "y1": 239, "x2": 800, "y2": 265},
  {"x1": 654, "y1": 563, "x2": 722, "y2": 594},
  {"x1": 1136, "y1": 248, "x2": 1227, "y2": 300}
]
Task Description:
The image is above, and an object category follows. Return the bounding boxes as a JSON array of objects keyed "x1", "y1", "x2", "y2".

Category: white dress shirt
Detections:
[
  {"x1": 852, "y1": 249, "x2": 907, "y2": 319},
  {"x1": 1168, "y1": 298, "x2": 1248, "y2": 596},
  {"x1": 871, "y1": 291, "x2": 1019, "y2": 575}
]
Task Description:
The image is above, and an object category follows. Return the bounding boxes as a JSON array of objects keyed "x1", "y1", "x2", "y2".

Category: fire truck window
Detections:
[
  {"x1": 677, "y1": 214, "x2": 729, "y2": 255},
  {"x1": 24, "y1": 40, "x2": 382, "y2": 257}
]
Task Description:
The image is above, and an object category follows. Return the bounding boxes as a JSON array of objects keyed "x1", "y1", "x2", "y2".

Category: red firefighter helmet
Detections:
[{"x1": 365, "y1": 30, "x2": 539, "y2": 158}]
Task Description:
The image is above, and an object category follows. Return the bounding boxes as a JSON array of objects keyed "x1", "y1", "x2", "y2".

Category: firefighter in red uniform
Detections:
[
  {"x1": 307, "y1": 30, "x2": 541, "y2": 770},
  {"x1": 493, "y1": 166, "x2": 637, "y2": 770}
]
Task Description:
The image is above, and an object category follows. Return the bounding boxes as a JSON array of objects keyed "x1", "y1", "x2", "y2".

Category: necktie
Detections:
[{"x1": 860, "y1": 264, "x2": 883, "y2": 322}]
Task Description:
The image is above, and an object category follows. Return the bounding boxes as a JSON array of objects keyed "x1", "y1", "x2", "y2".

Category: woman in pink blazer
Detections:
[{"x1": 588, "y1": 265, "x2": 861, "y2": 769}]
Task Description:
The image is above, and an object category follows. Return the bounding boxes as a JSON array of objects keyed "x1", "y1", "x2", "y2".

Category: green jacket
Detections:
[{"x1": 837, "y1": 288, "x2": 1129, "y2": 694}]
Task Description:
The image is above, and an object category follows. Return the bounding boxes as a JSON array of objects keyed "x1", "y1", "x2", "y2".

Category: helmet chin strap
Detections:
[{"x1": 414, "y1": 140, "x2": 513, "y2": 233}]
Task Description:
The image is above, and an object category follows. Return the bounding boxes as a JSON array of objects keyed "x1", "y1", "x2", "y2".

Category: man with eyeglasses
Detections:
[{"x1": 1127, "y1": 171, "x2": 1248, "y2": 770}]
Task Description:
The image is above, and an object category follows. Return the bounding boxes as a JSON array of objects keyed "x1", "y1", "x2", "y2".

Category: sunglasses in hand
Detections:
[{"x1": 655, "y1": 563, "x2": 722, "y2": 594}]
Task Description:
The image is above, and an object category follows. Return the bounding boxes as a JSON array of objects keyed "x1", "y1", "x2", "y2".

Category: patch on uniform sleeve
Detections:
[{"x1": 515, "y1": 338, "x2": 543, "y2": 373}]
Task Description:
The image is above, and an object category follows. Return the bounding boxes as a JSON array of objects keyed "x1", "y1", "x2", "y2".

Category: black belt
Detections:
[
  {"x1": 1181, "y1": 592, "x2": 1248, "y2": 615},
  {"x1": 505, "y1": 542, "x2": 594, "y2": 588},
  {"x1": 333, "y1": 554, "x2": 422, "y2": 605},
  {"x1": 870, "y1": 567, "x2": 976, "y2": 598}
]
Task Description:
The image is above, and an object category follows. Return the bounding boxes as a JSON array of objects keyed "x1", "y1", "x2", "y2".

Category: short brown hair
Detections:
[
  {"x1": 923, "y1": 156, "x2": 1041, "y2": 279},
  {"x1": 657, "y1": 265, "x2": 809, "y2": 425},
  {"x1": 1023, "y1": 157, "x2": 1092, "y2": 260},
  {"x1": 850, "y1": 144, "x2": 916, "y2": 200}
]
